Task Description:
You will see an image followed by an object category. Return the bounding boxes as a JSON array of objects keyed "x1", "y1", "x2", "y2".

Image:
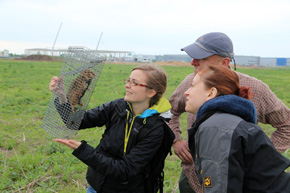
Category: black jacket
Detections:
[{"x1": 69, "y1": 98, "x2": 167, "y2": 193}]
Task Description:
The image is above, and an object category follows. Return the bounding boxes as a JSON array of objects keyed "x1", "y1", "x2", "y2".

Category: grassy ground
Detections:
[{"x1": 0, "y1": 59, "x2": 289, "y2": 192}]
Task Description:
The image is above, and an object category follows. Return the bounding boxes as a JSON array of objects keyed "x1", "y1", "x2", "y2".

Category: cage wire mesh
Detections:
[{"x1": 41, "y1": 47, "x2": 106, "y2": 138}]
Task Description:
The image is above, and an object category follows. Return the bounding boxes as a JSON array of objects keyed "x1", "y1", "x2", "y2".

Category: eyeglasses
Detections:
[{"x1": 124, "y1": 78, "x2": 152, "y2": 89}]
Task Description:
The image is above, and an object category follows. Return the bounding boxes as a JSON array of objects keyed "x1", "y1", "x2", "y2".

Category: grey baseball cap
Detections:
[{"x1": 181, "y1": 32, "x2": 234, "y2": 60}]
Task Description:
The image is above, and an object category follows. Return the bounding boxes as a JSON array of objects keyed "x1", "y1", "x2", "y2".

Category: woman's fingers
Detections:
[
  {"x1": 54, "y1": 139, "x2": 81, "y2": 150},
  {"x1": 49, "y1": 76, "x2": 59, "y2": 92}
]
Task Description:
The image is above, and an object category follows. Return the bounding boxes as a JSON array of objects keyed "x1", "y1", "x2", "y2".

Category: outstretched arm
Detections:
[{"x1": 63, "y1": 125, "x2": 164, "y2": 181}]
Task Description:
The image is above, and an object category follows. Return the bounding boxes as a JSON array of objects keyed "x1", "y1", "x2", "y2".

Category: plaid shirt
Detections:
[{"x1": 169, "y1": 71, "x2": 290, "y2": 193}]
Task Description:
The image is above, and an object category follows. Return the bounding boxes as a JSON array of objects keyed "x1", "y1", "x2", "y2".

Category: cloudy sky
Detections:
[{"x1": 1, "y1": 0, "x2": 290, "y2": 57}]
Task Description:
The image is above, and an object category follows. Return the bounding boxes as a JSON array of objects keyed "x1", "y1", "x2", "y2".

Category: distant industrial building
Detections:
[
  {"x1": 25, "y1": 48, "x2": 68, "y2": 56},
  {"x1": 133, "y1": 54, "x2": 156, "y2": 63},
  {"x1": 260, "y1": 57, "x2": 290, "y2": 67},
  {"x1": 0, "y1": 49, "x2": 9, "y2": 58},
  {"x1": 234, "y1": 55, "x2": 260, "y2": 66},
  {"x1": 155, "y1": 55, "x2": 290, "y2": 67},
  {"x1": 23, "y1": 47, "x2": 290, "y2": 67},
  {"x1": 25, "y1": 47, "x2": 134, "y2": 62},
  {"x1": 226, "y1": 55, "x2": 289, "y2": 67},
  {"x1": 155, "y1": 54, "x2": 192, "y2": 63},
  {"x1": 116, "y1": 54, "x2": 192, "y2": 63}
]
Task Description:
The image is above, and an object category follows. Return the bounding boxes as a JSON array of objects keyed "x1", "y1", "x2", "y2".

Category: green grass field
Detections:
[{"x1": 0, "y1": 59, "x2": 289, "y2": 192}]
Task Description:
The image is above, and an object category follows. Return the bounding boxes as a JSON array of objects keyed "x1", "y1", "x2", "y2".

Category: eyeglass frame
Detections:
[{"x1": 124, "y1": 78, "x2": 152, "y2": 89}]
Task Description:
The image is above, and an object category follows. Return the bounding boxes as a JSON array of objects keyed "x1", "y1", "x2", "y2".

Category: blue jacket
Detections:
[{"x1": 188, "y1": 95, "x2": 290, "y2": 192}]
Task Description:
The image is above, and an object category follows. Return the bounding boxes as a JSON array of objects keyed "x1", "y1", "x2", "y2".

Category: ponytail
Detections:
[
  {"x1": 199, "y1": 65, "x2": 253, "y2": 100},
  {"x1": 238, "y1": 86, "x2": 253, "y2": 100}
]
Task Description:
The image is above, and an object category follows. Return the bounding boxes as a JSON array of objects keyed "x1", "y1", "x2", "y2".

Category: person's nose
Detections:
[
  {"x1": 184, "y1": 88, "x2": 190, "y2": 96},
  {"x1": 191, "y1": 59, "x2": 199, "y2": 66},
  {"x1": 125, "y1": 82, "x2": 131, "y2": 88}
]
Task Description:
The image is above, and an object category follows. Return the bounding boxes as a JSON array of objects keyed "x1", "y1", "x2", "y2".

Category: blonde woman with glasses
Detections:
[{"x1": 49, "y1": 64, "x2": 172, "y2": 193}]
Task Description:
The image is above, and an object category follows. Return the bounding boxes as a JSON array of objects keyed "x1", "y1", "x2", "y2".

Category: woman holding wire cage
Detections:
[{"x1": 49, "y1": 64, "x2": 173, "y2": 193}]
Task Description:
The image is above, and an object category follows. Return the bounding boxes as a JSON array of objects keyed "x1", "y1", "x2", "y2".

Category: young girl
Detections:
[
  {"x1": 184, "y1": 65, "x2": 290, "y2": 192},
  {"x1": 49, "y1": 64, "x2": 172, "y2": 193}
]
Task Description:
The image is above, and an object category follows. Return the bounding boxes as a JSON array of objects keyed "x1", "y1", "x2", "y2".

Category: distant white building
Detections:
[
  {"x1": 23, "y1": 47, "x2": 290, "y2": 67},
  {"x1": 234, "y1": 55, "x2": 290, "y2": 67},
  {"x1": 260, "y1": 57, "x2": 290, "y2": 67},
  {"x1": 156, "y1": 54, "x2": 192, "y2": 63},
  {"x1": 133, "y1": 54, "x2": 156, "y2": 63},
  {"x1": 0, "y1": 49, "x2": 9, "y2": 57},
  {"x1": 25, "y1": 47, "x2": 134, "y2": 62},
  {"x1": 234, "y1": 55, "x2": 260, "y2": 66},
  {"x1": 260, "y1": 58, "x2": 277, "y2": 67}
]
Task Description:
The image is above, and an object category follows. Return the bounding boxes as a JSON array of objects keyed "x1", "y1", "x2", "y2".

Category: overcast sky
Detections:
[{"x1": 1, "y1": 0, "x2": 290, "y2": 57}]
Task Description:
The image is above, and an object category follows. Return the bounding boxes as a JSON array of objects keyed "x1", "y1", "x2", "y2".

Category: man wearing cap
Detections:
[{"x1": 169, "y1": 32, "x2": 290, "y2": 193}]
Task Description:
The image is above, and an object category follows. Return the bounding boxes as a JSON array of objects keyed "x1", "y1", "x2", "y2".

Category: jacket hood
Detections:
[
  {"x1": 196, "y1": 95, "x2": 257, "y2": 124},
  {"x1": 138, "y1": 97, "x2": 172, "y2": 119}
]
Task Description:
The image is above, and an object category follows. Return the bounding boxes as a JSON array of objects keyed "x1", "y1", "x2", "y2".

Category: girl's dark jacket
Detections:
[
  {"x1": 57, "y1": 98, "x2": 172, "y2": 193},
  {"x1": 188, "y1": 95, "x2": 290, "y2": 193}
]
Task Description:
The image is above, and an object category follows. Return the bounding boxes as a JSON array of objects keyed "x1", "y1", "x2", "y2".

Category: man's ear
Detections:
[
  {"x1": 221, "y1": 57, "x2": 231, "y2": 68},
  {"x1": 207, "y1": 87, "x2": 218, "y2": 100}
]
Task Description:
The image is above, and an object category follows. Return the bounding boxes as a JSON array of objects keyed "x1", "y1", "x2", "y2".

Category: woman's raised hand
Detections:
[{"x1": 49, "y1": 76, "x2": 67, "y2": 103}]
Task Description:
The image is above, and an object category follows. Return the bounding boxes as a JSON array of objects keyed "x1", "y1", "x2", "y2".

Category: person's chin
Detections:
[
  {"x1": 124, "y1": 96, "x2": 132, "y2": 103},
  {"x1": 185, "y1": 106, "x2": 189, "y2": 113},
  {"x1": 185, "y1": 106, "x2": 194, "y2": 114}
]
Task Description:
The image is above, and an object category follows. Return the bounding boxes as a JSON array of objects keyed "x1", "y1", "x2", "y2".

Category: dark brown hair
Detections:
[
  {"x1": 198, "y1": 65, "x2": 252, "y2": 99},
  {"x1": 132, "y1": 64, "x2": 167, "y2": 107}
]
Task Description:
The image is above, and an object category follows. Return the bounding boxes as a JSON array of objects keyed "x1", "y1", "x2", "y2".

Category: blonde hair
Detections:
[{"x1": 132, "y1": 64, "x2": 167, "y2": 107}]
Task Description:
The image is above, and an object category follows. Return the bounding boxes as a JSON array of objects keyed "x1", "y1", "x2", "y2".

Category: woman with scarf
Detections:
[
  {"x1": 49, "y1": 64, "x2": 172, "y2": 193},
  {"x1": 184, "y1": 65, "x2": 290, "y2": 192}
]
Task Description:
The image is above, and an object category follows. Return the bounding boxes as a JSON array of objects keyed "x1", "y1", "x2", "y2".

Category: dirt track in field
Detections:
[
  {"x1": 16, "y1": 55, "x2": 54, "y2": 61},
  {"x1": 17, "y1": 55, "x2": 192, "y2": 66}
]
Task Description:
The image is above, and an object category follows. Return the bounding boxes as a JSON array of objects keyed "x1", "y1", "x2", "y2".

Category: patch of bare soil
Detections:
[{"x1": 16, "y1": 55, "x2": 61, "y2": 61}]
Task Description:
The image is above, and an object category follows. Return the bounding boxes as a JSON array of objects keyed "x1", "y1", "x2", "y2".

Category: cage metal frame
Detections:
[{"x1": 41, "y1": 47, "x2": 106, "y2": 138}]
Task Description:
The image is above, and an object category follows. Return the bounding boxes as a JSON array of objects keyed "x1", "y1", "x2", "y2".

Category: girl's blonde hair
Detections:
[{"x1": 132, "y1": 64, "x2": 167, "y2": 107}]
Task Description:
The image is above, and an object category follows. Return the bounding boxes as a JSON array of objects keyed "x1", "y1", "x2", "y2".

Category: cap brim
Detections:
[{"x1": 181, "y1": 43, "x2": 213, "y2": 59}]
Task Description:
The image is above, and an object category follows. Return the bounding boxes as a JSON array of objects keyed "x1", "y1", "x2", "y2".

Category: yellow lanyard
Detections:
[{"x1": 124, "y1": 111, "x2": 136, "y2": 155}]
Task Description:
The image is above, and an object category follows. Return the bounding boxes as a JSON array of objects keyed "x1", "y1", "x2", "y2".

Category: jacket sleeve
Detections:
[
  {"x1": 238, "y1": 72, "x2": 290, "y2": 153},
  {"x1": 228, "y1": 121, "x2": 290, "y2": 192},
  {"x1": 195, "y1": 124, "x2": 244, "y2": 193},
  {"x1": 72, "y1": 125, "x2": 164, "y2": 181},
  {"x1": 54, "y1": 98, "x2": 115, "y2": 130},
  {"x1": 169, "y1": 73, "x2": 194, "y2": 142},
  {"x1": 78, "y1": 100, "x2": 115, "y2": 129}
]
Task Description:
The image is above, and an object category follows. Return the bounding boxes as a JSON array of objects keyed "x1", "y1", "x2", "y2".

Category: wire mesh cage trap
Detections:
[{"x1": 41, "y1": 47, "x2": 106, "y2": 138}]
